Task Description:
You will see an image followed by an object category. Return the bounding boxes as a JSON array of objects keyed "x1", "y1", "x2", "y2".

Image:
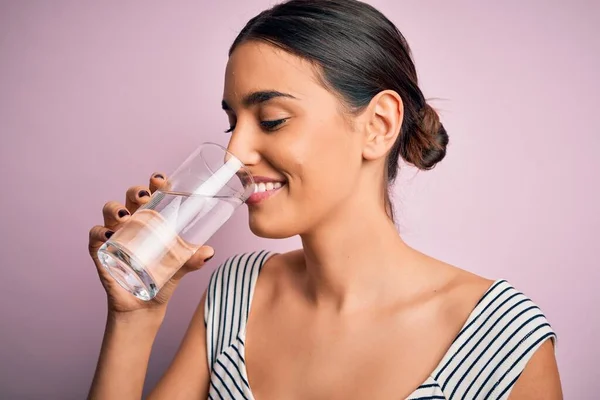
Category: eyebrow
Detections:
[{"x1": 221, "y1": 90, "x2": 298, "y2": 111}]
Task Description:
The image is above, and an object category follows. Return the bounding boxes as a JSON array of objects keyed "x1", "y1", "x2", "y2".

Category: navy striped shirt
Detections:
[{"x1": 204, "y1": 251, "x2": 556, "y2": 399}]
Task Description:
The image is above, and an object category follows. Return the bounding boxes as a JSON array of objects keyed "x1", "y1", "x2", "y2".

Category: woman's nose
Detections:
[{"x1": 226, "y1": 133, "x2": 260, "y2": 167}]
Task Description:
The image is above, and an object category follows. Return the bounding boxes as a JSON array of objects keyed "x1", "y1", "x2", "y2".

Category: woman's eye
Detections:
[
  {"x1": 260, "y1": 118, "x2": 287, "y2": 131},
  {"x1": 225, "y1": 118, "x2": 288, "y2": 133}
]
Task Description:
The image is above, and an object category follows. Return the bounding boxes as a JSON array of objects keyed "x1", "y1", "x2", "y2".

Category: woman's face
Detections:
[{"x1": 223, "y1": 41, "x2": 371, "y2": 238}]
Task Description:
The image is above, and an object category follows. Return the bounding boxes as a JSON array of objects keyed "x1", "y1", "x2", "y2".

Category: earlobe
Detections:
[{"x1": 362, "y1": 90, "x2": 404, "y2": 161}]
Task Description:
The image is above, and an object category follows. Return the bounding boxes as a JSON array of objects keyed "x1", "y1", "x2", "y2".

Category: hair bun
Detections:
[{"x1": 402, "y1": 103, "x2": 449, "y2": 170}]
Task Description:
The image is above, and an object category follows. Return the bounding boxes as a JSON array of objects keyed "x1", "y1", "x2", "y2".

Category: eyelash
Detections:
[{"x1": 225, "y1": 118, "x2": 288, "y2": 133}]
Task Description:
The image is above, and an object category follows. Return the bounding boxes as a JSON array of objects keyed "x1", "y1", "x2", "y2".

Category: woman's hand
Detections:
[{"x1": 88, "y1": 172, "x2": 214, "y2": 317}]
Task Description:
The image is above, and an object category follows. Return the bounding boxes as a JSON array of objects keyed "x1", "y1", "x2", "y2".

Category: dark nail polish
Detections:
[
  {"x1": 118, "y1": 209, "x2": 129, "y2": 218},
  {"x1": 154, "y1": 174, "x2": 164, "y2": 179},
  {"x1": 105, "y1": 231, "x2": 114, "y2": 239},
  {"x1": 138, "y1": 190, "x2": 150, "y2": 198},
  {"x1": 204, "y1": 255, "x2": 214, "y2": 262}
]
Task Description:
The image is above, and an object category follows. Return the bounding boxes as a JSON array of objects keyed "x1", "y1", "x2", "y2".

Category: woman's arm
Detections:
[
  {"x1": 148, "y1": 293, "x2": 210, "y2": 400},
  {"x1": 87, "y1": 309, "x2": 165, "y2": 400},
  {"x1": 88, "y1": 293, "x2": 210, "y2": 400},
  {"x1": 508, "y1": 340, "x2": 562, "y2": 399}
]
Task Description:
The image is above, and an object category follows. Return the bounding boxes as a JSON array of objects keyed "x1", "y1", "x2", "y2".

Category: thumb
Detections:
[
  {"x1": 148, "y1": 246, "x2": 215, "y2": 304},
  {"x1": 179, "y1": 245, "x2": 215, "y2": 274}
]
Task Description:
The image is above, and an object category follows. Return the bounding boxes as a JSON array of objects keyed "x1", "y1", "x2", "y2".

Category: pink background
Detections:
[{"x1": 1, "y1": 1, "x2": 598, "y2": 398}]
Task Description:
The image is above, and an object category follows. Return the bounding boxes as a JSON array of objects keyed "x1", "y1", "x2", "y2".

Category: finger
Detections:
[
  {"x1": 88, "y1": 225, "x2": 122, "y2": 285},
  {"x1": 181, "y1": 246, "x2": 215, "y2": 273},
  {"x1": 125, "y1": 185, "x2": 152, "y2": 214},
  {"x1": 149, "y1": 172, "x2": 169, "y2": 193},
  {"x1": 170, "y1": 246, "x2": 214, "y2": 282},
  {"x1": 102, "y1": 201, "x2": 131, "y2": 230},
  {"x1": 88, "y1": 225, "x2": 114, "y2": 256}
]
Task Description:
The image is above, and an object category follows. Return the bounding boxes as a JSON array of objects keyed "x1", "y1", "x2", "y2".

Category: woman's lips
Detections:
[{"x1": 245, "y1": 181, "x2": 286, "y2": 205}]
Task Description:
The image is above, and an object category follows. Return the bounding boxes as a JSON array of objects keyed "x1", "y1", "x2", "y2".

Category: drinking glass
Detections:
[{"x1": 97, "y1": 142, "x2": 254, "y2": 301}]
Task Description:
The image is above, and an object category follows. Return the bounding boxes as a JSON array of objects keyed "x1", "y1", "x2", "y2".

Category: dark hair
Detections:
[{"x1": 230, "y1": 0, "x2": 448, "y2": 220}]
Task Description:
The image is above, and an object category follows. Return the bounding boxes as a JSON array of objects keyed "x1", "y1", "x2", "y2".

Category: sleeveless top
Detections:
[{"x1": 204, "y1": 251, "x2": 556, "y2": 400}]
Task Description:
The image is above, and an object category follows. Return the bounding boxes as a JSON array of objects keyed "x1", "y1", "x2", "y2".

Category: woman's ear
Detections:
[{"x1": 362, "y1": 90, "x2": 404, "y2": 161}]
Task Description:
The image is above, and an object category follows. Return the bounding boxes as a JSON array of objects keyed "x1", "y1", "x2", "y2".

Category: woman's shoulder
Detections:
[
  {"x1": 203, "y1": 250, "x2": 275, "y2": 314},
  {"x1": 458, "y1": 278, "x2": 556, "y2": 343},
  {"x1": 205, "y1": 250, "x2": 276, "y2": 286},
  {"x1": 446, "y1": 272, "x2": 555, "y2": 337},
  {"x1": 440, "y1": 269, "x2": 556, "y2": 357},
  {"x1": 203, "y1": 250, "x2": 276, "y2": 357},
  {"x1": 433, "y1": 275, "x2": 557, "y2": 398}
]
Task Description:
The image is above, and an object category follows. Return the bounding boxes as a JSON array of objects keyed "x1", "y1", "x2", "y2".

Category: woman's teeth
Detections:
[{"x1": 254, "y1": 182, "x2": 283, "y2": 193}]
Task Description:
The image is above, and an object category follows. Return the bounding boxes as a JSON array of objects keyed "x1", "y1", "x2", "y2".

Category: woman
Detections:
[{"x1": 87, "y1": 1, "x2": 562, "y2": 399}]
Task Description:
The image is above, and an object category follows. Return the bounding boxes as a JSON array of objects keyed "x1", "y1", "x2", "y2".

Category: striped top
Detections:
[{"x1": 204, "y1": 251, "x2": 556, "y2": 400}]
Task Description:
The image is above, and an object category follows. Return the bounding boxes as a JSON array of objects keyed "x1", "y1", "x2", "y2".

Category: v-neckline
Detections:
[{"x1": 238, "y1": 252, "x2": 502, "y2": 399}]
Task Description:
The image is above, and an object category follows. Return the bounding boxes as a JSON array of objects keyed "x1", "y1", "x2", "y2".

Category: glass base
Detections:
[{"x1": 97, "y1": 242, "x2": 158, "y2": 301}]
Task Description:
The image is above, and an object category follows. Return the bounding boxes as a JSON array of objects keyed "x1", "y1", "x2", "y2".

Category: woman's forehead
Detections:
[{"x1": 224, "y1": 41, "x2": 321, "y2": 99}]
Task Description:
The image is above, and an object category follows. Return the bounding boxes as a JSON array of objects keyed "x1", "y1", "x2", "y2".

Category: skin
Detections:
[{"x1": 87, "y1": 41, "x2": 562, "y2": 399}]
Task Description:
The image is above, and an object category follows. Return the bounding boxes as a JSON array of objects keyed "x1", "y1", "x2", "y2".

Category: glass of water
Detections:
[{"x1": 97, "y1": 142, "x2": 254, "y2": 301}]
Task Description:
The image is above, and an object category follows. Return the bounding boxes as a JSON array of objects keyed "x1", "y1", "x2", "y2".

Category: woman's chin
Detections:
[{"x1": 248, "y1": 214, "x2": 297, "y2": 239}]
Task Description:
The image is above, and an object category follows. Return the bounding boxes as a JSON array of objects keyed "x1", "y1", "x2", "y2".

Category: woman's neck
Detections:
[{"x1": 298, "y1": 201, "x2": 422, "y2": 314}]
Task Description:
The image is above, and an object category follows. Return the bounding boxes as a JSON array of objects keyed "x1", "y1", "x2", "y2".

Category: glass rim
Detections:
[{"x1": 198, "y1": 141, "x2": 255, "y2": 186}]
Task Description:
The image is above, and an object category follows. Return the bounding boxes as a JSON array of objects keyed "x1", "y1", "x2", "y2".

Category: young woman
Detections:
[{"x1": 87, "y1": 1, "x2": 562, "y2": 399}]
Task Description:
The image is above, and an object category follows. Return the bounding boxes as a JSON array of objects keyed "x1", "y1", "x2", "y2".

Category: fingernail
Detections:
[
  {"x1": 118, "y1": 209, "x2": 130, "y2": 218},
  {"x1": 138, "y1": 190, "x2": 150, "y2": 198},
  {"x1": 105, "y1": 231, "x2": 114, "y2": 239},
  {"x1": 204, "y1": 255, "x2": 214, "y2": 262},
  {"x1": 154, "y1": 174, "x2": 164, "y2": 179}
]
